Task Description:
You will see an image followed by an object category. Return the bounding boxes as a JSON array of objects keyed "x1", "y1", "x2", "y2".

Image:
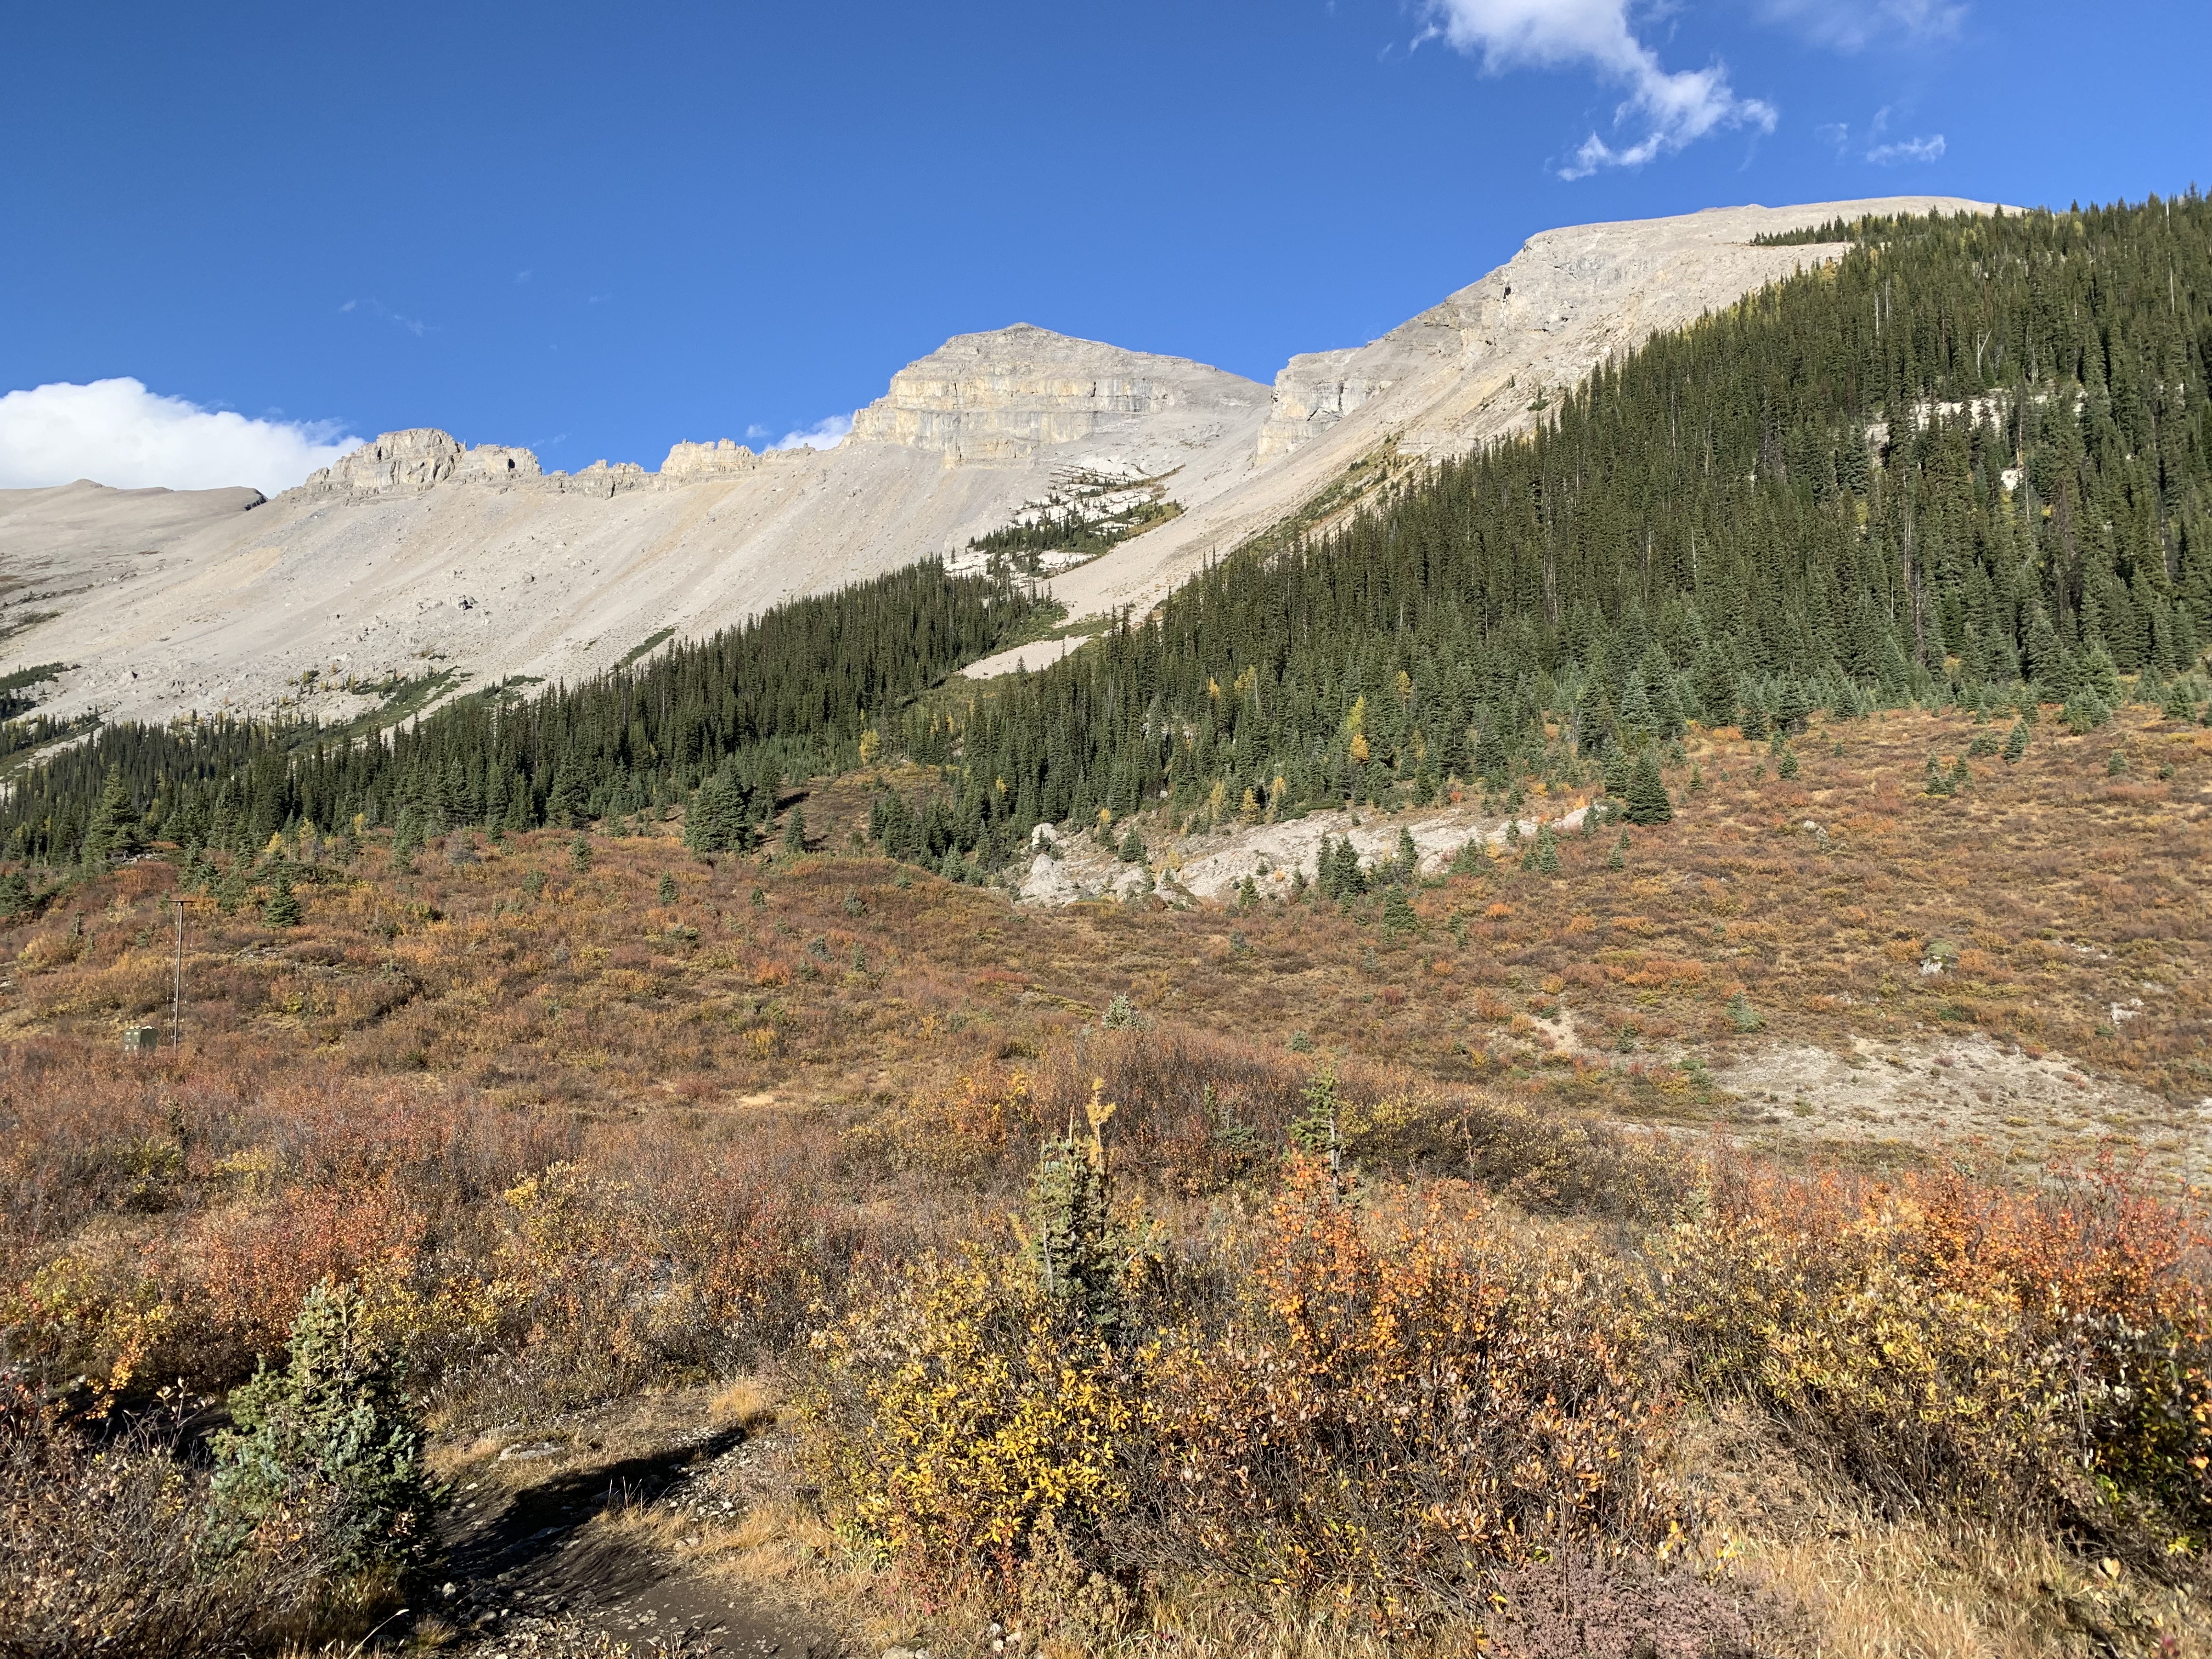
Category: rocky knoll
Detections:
[{"x1": 2, "y1": 197, "x2": 1993, "y2": 726}]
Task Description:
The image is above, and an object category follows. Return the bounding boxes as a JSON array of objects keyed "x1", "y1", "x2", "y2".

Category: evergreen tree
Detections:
[
  {"x1": 208, "y1": 1281, "x2": 441, "y2": 1573},
  {"x1": 81, "y1": 766, "x2": 143, "y2": 862},
  {"x1": 264, "y1": 874, "x2": 302, "y2": 928},
  {"x1": 1030, "y1": 1083, "x2": 1127, "y2": 1334},
  {"x1": 1521, "y1": 821, "x2": 1562, "y2": 875},
  {"x1": 782, "y1": 805, "x2": 808, "y2": 856},
  {"x1": 685, "y1": 768, "x2": 748, "y2": 856},
  {"x1": 657, "y1": 871, "x2": 678, "y2": 904},
  {"x1": 1381, "y1": 886, "x2": 1419, "y2": 934},
  {"x1": 1623, "y1": 754, "x2": 1673, "y2": 825}
]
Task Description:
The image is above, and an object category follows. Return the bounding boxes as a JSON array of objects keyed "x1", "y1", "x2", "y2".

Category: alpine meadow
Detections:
[{"x1": 3, "y1": 198, "x2": 2210, "y2": 1659}]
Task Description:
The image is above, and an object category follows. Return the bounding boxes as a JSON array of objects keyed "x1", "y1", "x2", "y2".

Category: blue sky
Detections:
[{"x1": 2, "y1": 1, "x2": 2205, "y2": 492}]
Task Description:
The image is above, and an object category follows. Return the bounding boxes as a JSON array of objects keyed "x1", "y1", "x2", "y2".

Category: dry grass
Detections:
[{"x1": 1, "y1": 704, "x2": 2207, "y2": 1657}]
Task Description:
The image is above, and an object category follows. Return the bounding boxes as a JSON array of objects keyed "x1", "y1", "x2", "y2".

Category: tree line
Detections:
[
  {"x1": 2, "y1": 195, "x2": 2207, "y2": 878},
  {"x1": 0, "y1": 563, "x2": 1039, "y2": 865}
]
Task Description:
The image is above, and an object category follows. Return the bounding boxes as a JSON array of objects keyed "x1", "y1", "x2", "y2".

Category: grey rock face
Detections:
[{"x1": 848, "y1": 323, "x2": 1269, "y2": 465}]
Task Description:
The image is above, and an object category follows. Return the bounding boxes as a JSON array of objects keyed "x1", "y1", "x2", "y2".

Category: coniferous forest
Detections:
[
  {"x1": 0, "y1": 562, "x2": 1037, "y2": 865},
  {"x1": 2, "y1": 195, "x2": 2207, "y2": 873}
]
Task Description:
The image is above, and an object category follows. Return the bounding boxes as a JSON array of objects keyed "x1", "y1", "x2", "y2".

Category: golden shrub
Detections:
[{"x1": 798, "y1": 1246, "x2": 1141, "y2": 1575}]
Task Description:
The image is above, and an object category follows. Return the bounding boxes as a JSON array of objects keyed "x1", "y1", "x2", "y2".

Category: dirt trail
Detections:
[{"x1": 435, "y1": 1418, "x2": 842, "y2": 1658}]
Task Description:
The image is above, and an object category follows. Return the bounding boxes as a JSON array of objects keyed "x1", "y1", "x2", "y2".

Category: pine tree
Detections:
[
  {"x1": 264, "y1": 874, "x2": 302, "y2": 928},
  {"x1": 81, "y1": 766, "x2": 143, "y2": 862},
  {"x1": 2002, "y1": 719, "x2": 2030, "y2": 764},
  {"x1": 1382, "y1": 886, "x2": 1419, "y2": 934},
  {"x1": 207, "y1": 1281, "x2": 441, "y2": 1571},
  {"x1": 569, "y1": 833, "x2": 592, "y2": 872},
  {"x1": 1030, "y1": 1082, "x2": 1126, "y2": 1333},
  {"x1": 1623, "y1": 754, "x2": 1673, "y2": 825},
  {"x1": 657, "y1": 872, "x2": 678, "y2": 905},
  {"x1": 782, "y1": 805, "x2": 808, "y2": 856}
]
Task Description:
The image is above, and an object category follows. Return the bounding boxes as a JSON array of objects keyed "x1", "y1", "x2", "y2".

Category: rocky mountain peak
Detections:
[{"x1": 849, "y1": 324, "x2": 1268, "y2": 465}]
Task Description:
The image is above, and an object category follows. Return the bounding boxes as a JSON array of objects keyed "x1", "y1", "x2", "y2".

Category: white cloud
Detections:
[
  {"x1": 1757, "y1": 0, "x2": 1965, "y2": 52},
  {"x1": 744, "y1": 423, "x2": 771, "y2": 441},
  {"x1": 1866, "y1": 132, "x2": 1944, "y2": 163},
  {"x1": 1423, "y1": 0, "x2": 1776, "y2": 178},
  {"x1": 0, "y1": 377, "x2": 360, "y2": 496},
  {"x1": 770, "y1": 413, "x2": 853, "y2": 452}
]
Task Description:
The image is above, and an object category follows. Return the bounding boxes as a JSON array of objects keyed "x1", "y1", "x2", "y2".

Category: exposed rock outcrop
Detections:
[
  {"x1": 1254, "y1": 348, "x2": 1398, "y2": 462},
  {"x1": 848, "y1": 323, "x2": 1269, "y2": 466},
  {"x1": 661, "y1": 438, "x2": 760, "y2": 478}
]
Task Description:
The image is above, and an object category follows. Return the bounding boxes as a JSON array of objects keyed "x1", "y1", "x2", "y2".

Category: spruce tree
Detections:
[
  {"x1": 1623, "y1": 754, "x2": 1673, "y2": 825},
  {"x1": 657, "y1": 872, "x2": 678, "y2": 905},
  {"x1": 1030, "y1": 1081, "x2": 1128, "y2": 1332},
  {"x1": 81, "y1": 766, "x2": 143, "y2": 862},
  {"x1": 1382, "y1": 885, "x2": 1418, "y2": 934},
  {"x1": 264, "y1": 874, "x2": 302, "y2": 928},
  {"x1": 1393, "y1": 826, "x2": 1419, "y2": 882},
  {"x1": 782, "y1": 805, "x2": 808, "y2": 856},
  {"x1": 207, "y1": 1281, "x2": 441, "y2": 1572},
  {"x1": 685, "y1": 768, "x2": 746, "y2": 856}
]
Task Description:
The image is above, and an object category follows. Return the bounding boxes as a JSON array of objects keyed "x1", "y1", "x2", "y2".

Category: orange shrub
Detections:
[
  {"x1": 1651, "y1": 1155, "x2": 2212, "y2": 1553},
  {"x1": 1127, "y1": 1164, "x2": 1679, "y2": 1617}
]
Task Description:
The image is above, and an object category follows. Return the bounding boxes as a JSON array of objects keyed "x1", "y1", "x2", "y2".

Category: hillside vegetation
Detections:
[{"x1": 3, "y1": 196, "x2": 2210, "y2": 1658}]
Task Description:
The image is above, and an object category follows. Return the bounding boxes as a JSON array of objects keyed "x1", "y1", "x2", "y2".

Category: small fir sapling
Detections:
[
  {"x1": 264, "y1": 875, "x2": 302, "y2": 928},
  {"x1": 1381, "y1": 885, "x2": 1419, "y2": 934},
  {"x1": 207, "y1": 1280, "x2": 442, "y2": 1576}
]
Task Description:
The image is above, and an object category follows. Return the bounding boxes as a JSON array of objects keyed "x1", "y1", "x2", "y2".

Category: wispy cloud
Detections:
[
  {"x1": 340, "y1": 296, "x2": 429, "y2": 337},
  {"x1": 1824, "y1": 108, "x2": 1946, "y2": 164},
  {"x1": 0, "y1": 377, "x2": 359, "y2": 495},
  {"x1": 744, "y1": 424, "x2": 771, "y2": 441},
  {"x1": 1866, "y1": 132, "x2": 1944, "y2": 163},
  {"x1": 1421, "y1": 0, "x2": 1776, "y2": 178},
  {"x1": 770, "y1": 414, "x2": 853, "y2": 453},
  {"x1": 1757, "y1": 0, "x2": 1966, "y2": 52},
  {"x1": 514, "y1": 269, "x2": 533, "y2": 284}
]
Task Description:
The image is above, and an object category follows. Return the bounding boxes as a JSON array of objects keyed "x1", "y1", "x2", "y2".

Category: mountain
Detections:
[{"x1": 0, "y1": 196, "x2": 1987, "y2": 727}]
